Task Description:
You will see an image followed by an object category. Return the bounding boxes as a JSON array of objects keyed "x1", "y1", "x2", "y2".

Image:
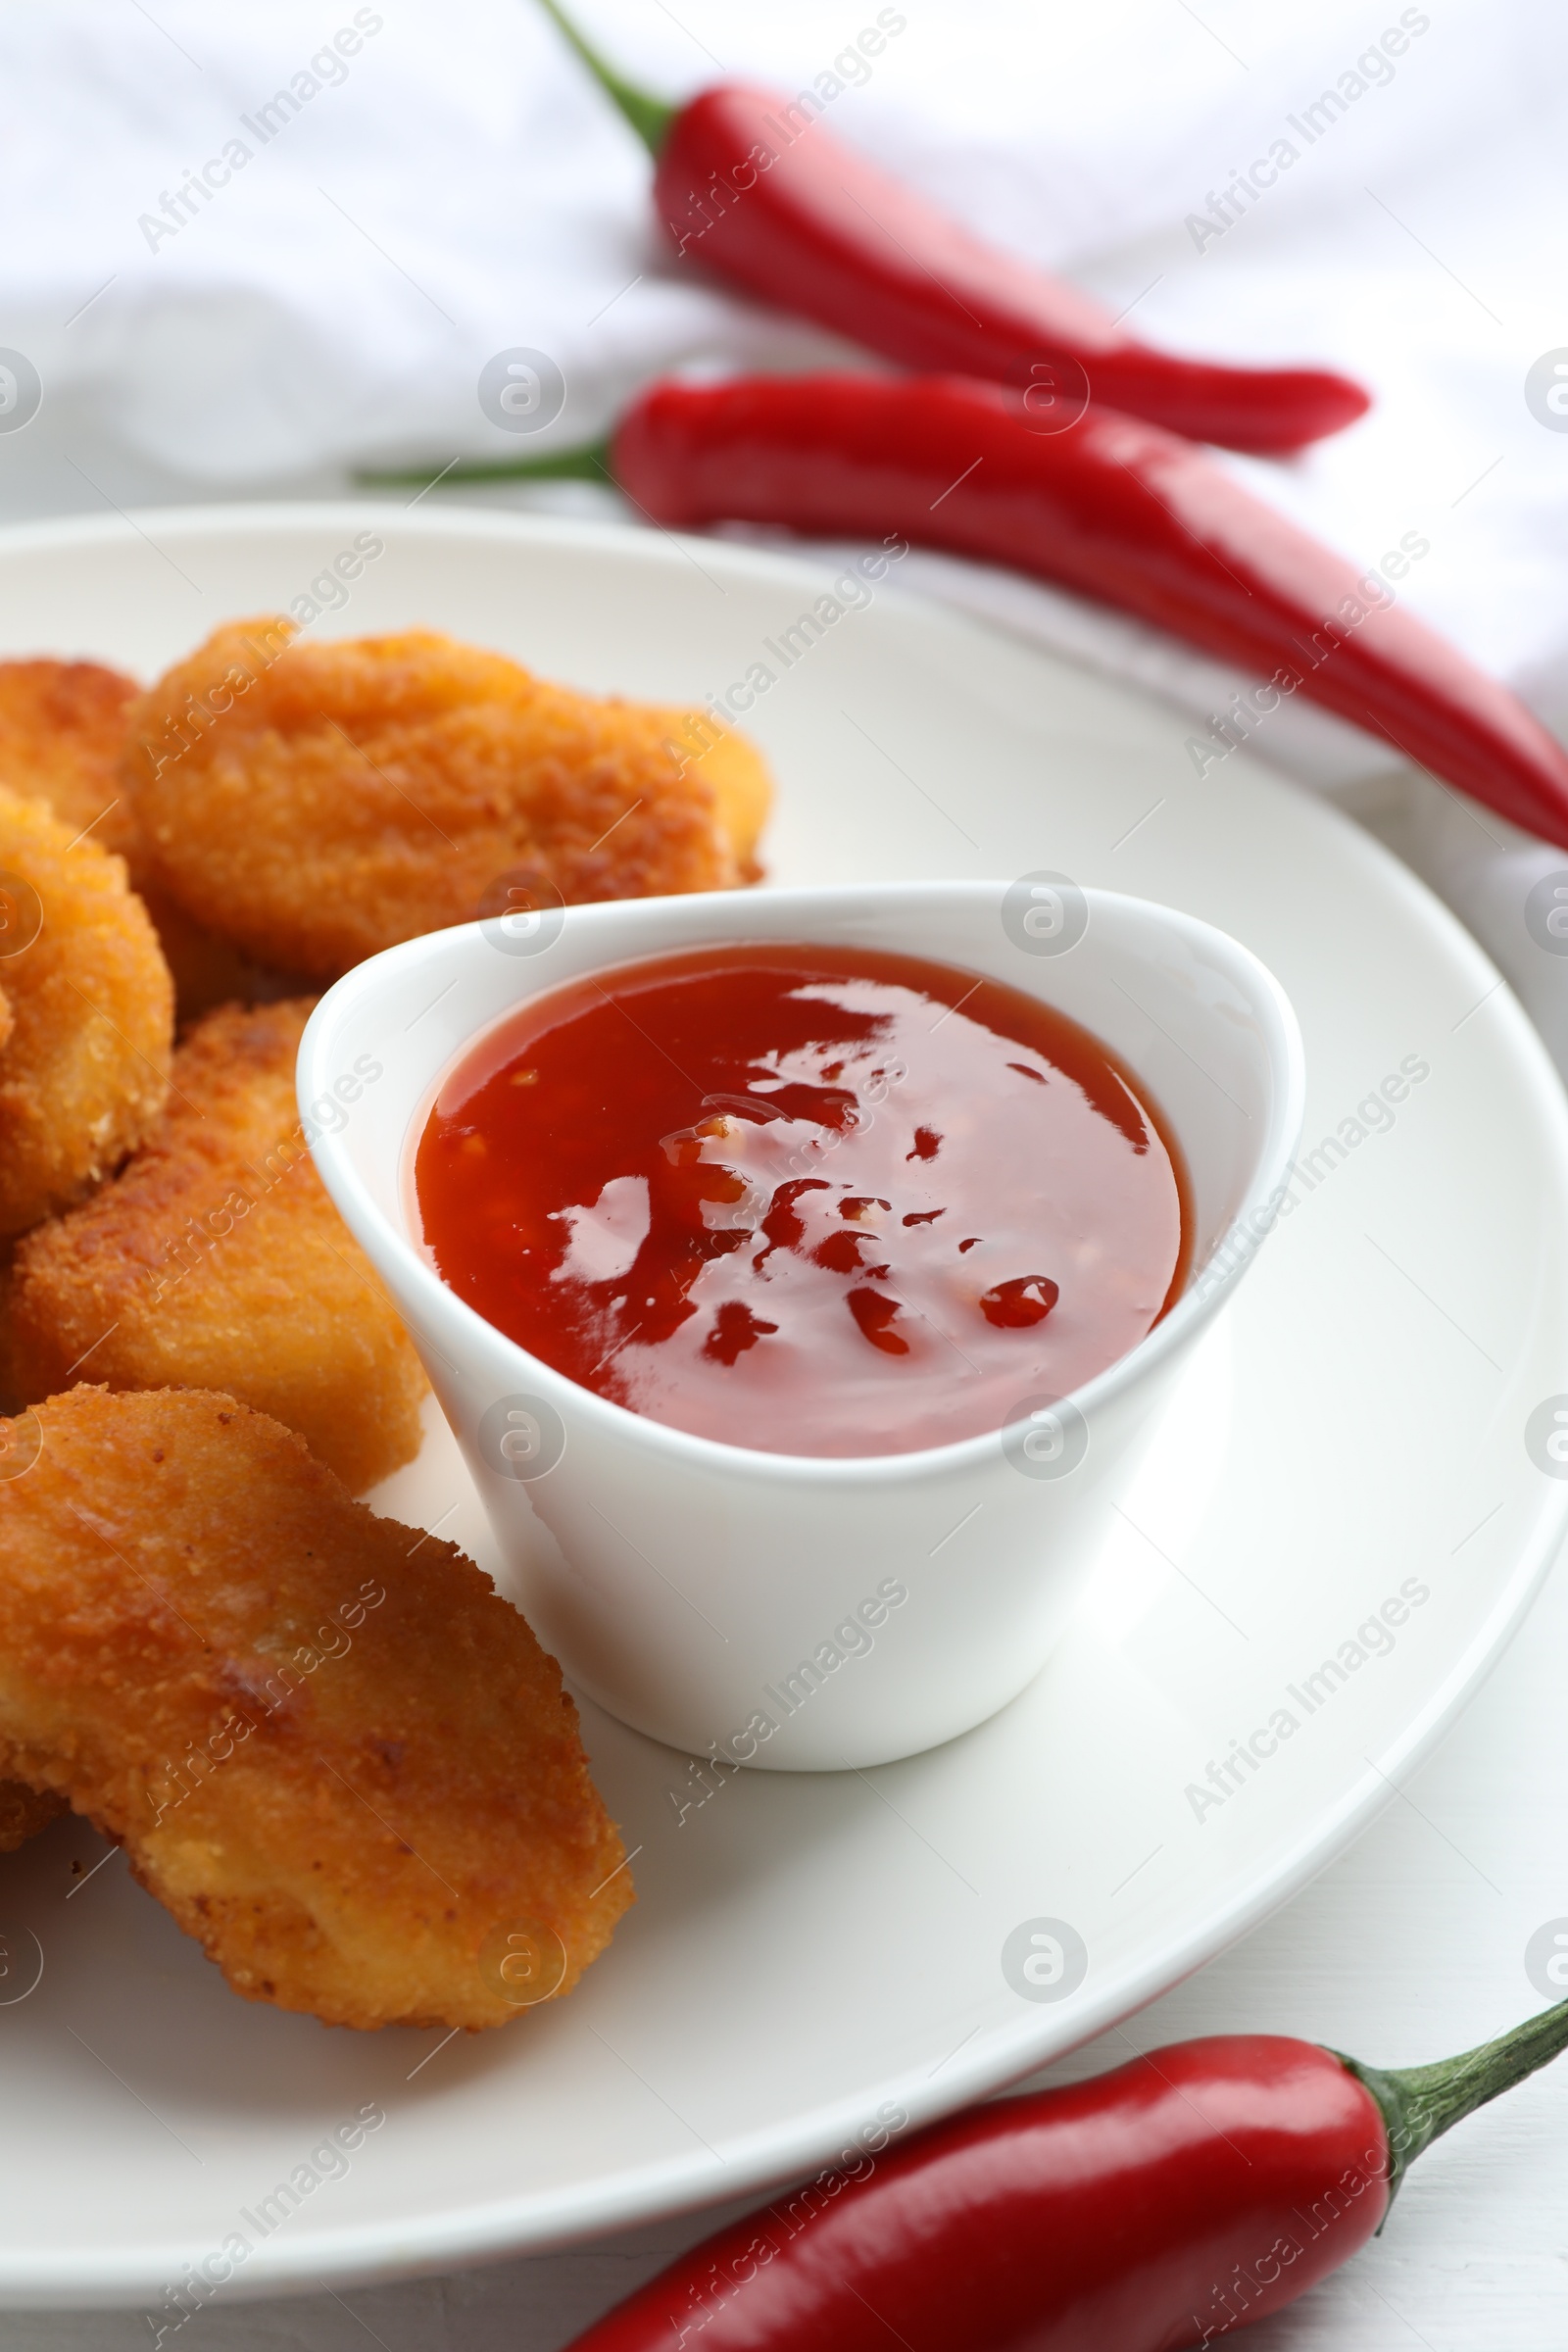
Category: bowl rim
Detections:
[{"x1": 301, "y1": 878, "x2": 1307, "y2": 1486}]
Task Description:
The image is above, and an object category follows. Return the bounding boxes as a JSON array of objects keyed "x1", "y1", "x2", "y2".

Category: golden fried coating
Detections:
[
  {"x1": 0, "y1": 1779, "x2": 64, "y2": 1852},
  {"x1": 0, "y1": 659, "x2": 139, "y2": 859},
  {"x1": 0, "y1": 788, "x2": 172, "y2": 1238},
  {"x1": 135, "y1": 883, "x2": 279, "y2": 1026},
  {"x1": 0, "y1": 657, "x2": 279, "y2": 1021},
  {"x1": 649, "y1": 701, "x2": 771, "y2": 876},
  {"x1": 9, "y1": 999, "x2": 427, "y2": 1494},
  {"x1": 0, "y1": 1387, "x2": 631, "y2": 2030},
  {"x1": 0, "y1": 1241, "x2": 21, "y2": 1416},
  {"x1": 123, "y1": 620, "x2": 772, "y2": 981}
]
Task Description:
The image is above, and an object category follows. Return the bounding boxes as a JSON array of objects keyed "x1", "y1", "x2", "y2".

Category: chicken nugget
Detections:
[
  {"x1": 9, "y1": 999, "x2": 426, "y2": 1494},
  {"x1": 134, "y1": 884, "x2": 278, "y2": 1026},
  {"x1": 649, "y1": 702, "x2": 770, "y2": 873},
  {"x1": 0, "y1": 787, "x2": 172, "y2": 1237},
  {"x1": 0, "y1": 657, "x2": 276, "y2": 1020},
  {"x1": 123, "y1": 620, "x2": 772, "y2": 981},
  {"x1": 0, "y1": 1386, "x2": 631, "y2": 2030},
  {"x1": 0, "y1": 1238, "x2": 21, "y2": 1416},
  {"x1": 0, "y1": 659, "x2": 139, "y2": 858},
  {"x1": 0, "y1": 1779, "x2": 64, "y2": 1852}
]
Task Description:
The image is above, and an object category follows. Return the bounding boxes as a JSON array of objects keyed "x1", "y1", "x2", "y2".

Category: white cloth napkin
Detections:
[{"x1": 2, "y1": 0, "x2": 1566, "y2": 1053}]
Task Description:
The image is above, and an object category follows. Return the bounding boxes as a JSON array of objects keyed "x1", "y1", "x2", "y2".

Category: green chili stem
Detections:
[
  {"x1": 1337, "y1": 1991, "x2": 1568, "y2": 2212},
  {"x1": 533, "y1": 0, "x2": 674, "y2": 153},
  {"x1": 355, "y1": 439, "x2": 614, "y2": 492}
]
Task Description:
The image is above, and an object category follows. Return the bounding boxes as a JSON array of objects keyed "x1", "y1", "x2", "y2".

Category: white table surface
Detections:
[{"x1": 3, "y1": 460, "x2": 1566, "y2": 2350}]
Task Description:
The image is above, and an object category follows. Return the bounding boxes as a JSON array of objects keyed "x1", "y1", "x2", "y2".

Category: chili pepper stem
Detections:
[
  {"x1": 1337, "y1": 1992, "x2": 1568, "y2": 2216},
  {"x1": 533, "y1": 0, "x2": 673, "y2": 153},
  {"x1": 356, "y1": 440, "x2": 613, "y2": 491}
]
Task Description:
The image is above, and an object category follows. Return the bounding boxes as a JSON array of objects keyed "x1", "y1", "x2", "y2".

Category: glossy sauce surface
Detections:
[{"x1": 416, "y1": 943, "x2": 1190, "y2": 1457}]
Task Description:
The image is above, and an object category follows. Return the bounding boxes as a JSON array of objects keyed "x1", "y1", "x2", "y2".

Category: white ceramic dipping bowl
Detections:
[{"x1": 302, "y1": 881, "x2": 1304, "y2": 1769}]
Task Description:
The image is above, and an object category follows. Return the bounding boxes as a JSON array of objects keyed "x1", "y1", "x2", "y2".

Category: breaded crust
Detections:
[
  {"x1": 648, "y1": 703, "x2": 770, "y2": 879},
  {"x1": 0, "y1": 1387, "x2": 632, "y2": 2030},
  {"x1": 123, "y1": 620, "x2": 772, "y2": 980},
  {"x1": 0, "y1": 659, "x2": 139, "y2": 859},
  {"x1": 0, "y1": 788, "x2": 172, "y2": 1237},
  {"x1": 0, "y1": 1779, "x2": 64, "y2": 1851},
  {"x1": 134, "y1": 882, "x2": 279, "y2": 1026},
  {"x1": 9, "y1": 1000, "x2": 427, "y2": 1494},
  {"x1": 0, "y1": 657, "x2": 278, "y2": 1021}
]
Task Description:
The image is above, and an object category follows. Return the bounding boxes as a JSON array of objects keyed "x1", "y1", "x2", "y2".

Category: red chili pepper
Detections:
[
  {"x1": 534, "y1": 0, "x2": 1369, "y2": 457},
  {"x1": 560, "y1": 2002, "x2": 1568, "y2": 2350},
  {"x1": 389, "y1": 371, "x2": 1568, "y2": 850}
]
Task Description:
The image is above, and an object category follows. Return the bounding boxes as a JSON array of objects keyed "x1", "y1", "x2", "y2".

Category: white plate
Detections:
[{"x1": 0, "y1": 504, "x2": 1565, "y2": 2310}]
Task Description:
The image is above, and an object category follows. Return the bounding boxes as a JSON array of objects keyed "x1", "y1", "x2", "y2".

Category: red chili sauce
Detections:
[{"x1": 416, "y1": 943, "x2": 1191, "y2": 1458}]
